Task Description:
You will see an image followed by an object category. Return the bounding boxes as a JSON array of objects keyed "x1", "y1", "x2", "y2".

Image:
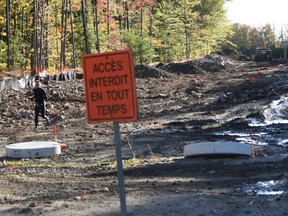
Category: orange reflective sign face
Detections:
[{"x1": 82, "y1": 49, "x2": 138, "y2": 123}]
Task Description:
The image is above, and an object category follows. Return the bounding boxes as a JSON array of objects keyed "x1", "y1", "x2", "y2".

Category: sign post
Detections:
[
  {"x1": 113, "y1": 122, "x2": 127, "y2": 215},
  {"x1": 82, "y1": 49, "x2": 138, "y2": 216}
]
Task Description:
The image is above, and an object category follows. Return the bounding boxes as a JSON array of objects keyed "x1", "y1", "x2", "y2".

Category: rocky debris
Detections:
[
  {"x1": 194, "y1": 52, "x2": 234, "y2": 72},
  {"x1": 0, "y1": 79, "x2": 86, "y2": 130},
  {"x1": 222, "y1": 47, "x2": 250, "y2": 61},
  {"x1": 1, "y1": 55, "x2": 288, "y2": 131},
  {"x1": 154, "y1": 52, "x2": 236, "y2": 75}
]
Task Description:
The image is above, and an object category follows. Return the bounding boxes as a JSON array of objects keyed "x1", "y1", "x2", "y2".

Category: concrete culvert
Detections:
[
  {"x1": 184, "y1": 142, "x2": 252, "y2": 157},
  {"x1": 6, "y1": 141, "x2": 61, "y2": 158}
]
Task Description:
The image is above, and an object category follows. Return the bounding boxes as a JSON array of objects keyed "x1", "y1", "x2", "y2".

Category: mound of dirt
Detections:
[
  {"x1": 135, "y1": 64, "x2": 174, "y2": 78},
  {"x1": 154, "y1": 61, "x2": 205, "y2": 75},
  {"x1": 222, "y1": 47, "x2": 250, "y2": 61}
]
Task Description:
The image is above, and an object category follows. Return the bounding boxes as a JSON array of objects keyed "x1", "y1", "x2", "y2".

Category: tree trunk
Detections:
[
  {"x1": 31, "y1": 0, "x2": 39, "y2": 75},
  {"x1": 12, "y1": 3, "x2": 16, "y2": 33},
  {"x1": 63, "y1": 0, "x2": 68, "y2": 68},
  {"x1": 44, "y1": 0, "x2": 49, "y2": 69},
  {"x1": 20, "y1": 8, "x2": 25, "y2": 70},
  {"x1": 39, "y1": 0, "x2": 44, "y2": 70},
  {"x1": 115, "y1": 0, "x2": 121, "y2": 30},
  {"x1": 54, "y1": 3, "x2": 59, "y2": 70},
  {"x1": 124, "y1": 1, "x2": 129, "y2": 30},
  {"x1": 60, "y1": 0, "x2": 65, "y2": 70},
  {"x1": 6, "y1": 0, "x2": 11, "y2": 70},
  {"x1": 184, "y1": 1, "x2": 190, "y2": 59},
  {"x1": 149, "y1": 6, "x2": 154, "y2": 37},
  {"x1": 92, "y1": 0, "x2": 100, "y2": 53},
  {"x1": 81, "y1": 0, "x2": 90, "y2": 54},
  {"x1": 106, "y1": 0, "x2": 110, "y2": 47},
  {"x1": 68, "y1": 0, "x2": 76, "y2": 67},
  {"x1": 23, "y1": 14, "x2": 30, "y2": 70},
  {"x1": 140, "y1": 8, "x2": 143, "y2": 63}
]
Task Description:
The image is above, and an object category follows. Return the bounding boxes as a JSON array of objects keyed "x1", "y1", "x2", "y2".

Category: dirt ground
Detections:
[{"x1": 0, "y1": 54, "x2": 288, "y2": 216}]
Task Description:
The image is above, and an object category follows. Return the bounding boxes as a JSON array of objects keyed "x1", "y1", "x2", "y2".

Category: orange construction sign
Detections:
[{"x1": 82, "y1": 49, "x2": 138, "y2": 123}]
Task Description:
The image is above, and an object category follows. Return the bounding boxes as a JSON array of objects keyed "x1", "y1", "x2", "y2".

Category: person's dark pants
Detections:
[{"x1": 34, "y1": 104, "x2": 50, "y2": 128}]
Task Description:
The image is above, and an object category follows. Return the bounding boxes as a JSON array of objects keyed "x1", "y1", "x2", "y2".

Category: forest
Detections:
[
  {"x1": 229, "y1": 23, "x2": 286, "y2": 59},
  {"x1": 0, "y1": 0, "x2": 285, "y2": 75}
]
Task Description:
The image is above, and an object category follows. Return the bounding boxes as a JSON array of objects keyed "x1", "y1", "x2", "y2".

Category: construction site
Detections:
[{"x1": 0, "y1": 50, "x2": 288, "y2": 215}]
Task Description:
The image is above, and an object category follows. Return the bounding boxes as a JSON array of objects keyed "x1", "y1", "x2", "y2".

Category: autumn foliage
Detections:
[{"x1": 0, "y1": 0, "x2": 231, "y2": 73}]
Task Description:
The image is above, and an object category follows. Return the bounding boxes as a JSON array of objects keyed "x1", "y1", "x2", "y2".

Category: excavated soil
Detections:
[{"x1": 0, "y1": 55, "x2": 288, "y2": 216}]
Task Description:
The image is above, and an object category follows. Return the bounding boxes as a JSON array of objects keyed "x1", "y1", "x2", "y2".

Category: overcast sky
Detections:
[{"x1": 225, "y1": 0, "x2": 288, "y2": 35}]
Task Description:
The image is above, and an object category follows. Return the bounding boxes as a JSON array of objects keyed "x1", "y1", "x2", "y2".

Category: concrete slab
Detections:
[
  {"x1": 6, "y1": 141, "x2": 61, "y2": 158},
  {"x1": 184, "y1": 142, "x2": 252, "y2": 157}
]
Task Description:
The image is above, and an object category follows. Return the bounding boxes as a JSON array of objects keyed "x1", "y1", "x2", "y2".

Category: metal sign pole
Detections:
[{"x1": 113, "y1": 122, "x2": 127, "y2": 216}]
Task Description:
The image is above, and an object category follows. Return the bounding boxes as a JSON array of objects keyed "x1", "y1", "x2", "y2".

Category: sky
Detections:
[{"x1": 225, "y1": 0, "x2": 288, "y2": 35}]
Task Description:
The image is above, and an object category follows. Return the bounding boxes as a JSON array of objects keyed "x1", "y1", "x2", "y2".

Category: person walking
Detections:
[{"x1": 31, "y1": 80, "x2": 50, "y2": 129}]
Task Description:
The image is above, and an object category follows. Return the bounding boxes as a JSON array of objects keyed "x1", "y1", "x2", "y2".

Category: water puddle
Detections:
[
  {"x1": 248, "y1": 96, "x2": 288, "y2": 127},
  {"x1": 248, "y1": 117, "x2": 288, "y2": 127},
  {"x1": 133, "y1": 97, "x2": 288, "y2": 153},
  {"x1": 263, "y1": 96, "x2": 288, "y2": 125},
  {"x1": 213, "y1": 96, "x2": 288, "y2": 149},
  {"x1": 214, "y1": 131, "x2": 268, "y2": 146},
  {"x1": 277, "y1": 139, "x2": 288, "y2": 147},
  {"x1": 235, "y1": 137, "x2": 268, "y2": 146},
  {"x1": 243, "y1": 180, "x2": 284, "y2": 196}
]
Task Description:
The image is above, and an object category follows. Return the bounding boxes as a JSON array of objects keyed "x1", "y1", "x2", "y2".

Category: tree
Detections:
[
  {"x1": 81, "y1": 0, "x2": 90, "y2": 54},
  {"x1": 6, "y1": 0, "x2": 11, "y2": 69},
  {"x1": 68, "y1": 0, "x2": 77, "y2": 68},
  {"x1": 92, "y1": 0, "x2": 100, "y2": 53},
  {"x1": 230, "y1": 23, "x2": 278, "y2": 57},
  {"x1": 261, "y1": 24, "x2": 276, "y2": 48},
  {"x1": 0, "y1": 0, "x2": 236, "y2": 72}
]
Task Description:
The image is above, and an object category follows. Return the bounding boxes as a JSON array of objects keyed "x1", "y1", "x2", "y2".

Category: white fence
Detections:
[{"x1": 0, "y1": 71, "x2": 81, "y2": 91}]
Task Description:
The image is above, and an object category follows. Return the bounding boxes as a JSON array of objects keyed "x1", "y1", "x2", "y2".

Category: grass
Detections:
[
  {"x1": 109, "y1": 158, "x2": 141, "y2": 168},
  {"x1": 201, "y1": 122, "x2": 224, "y2": 129},
  {"x1": 2, "y1": 160, "x2": 58, "y2": 168},
  {"x1": 6, "y1": 173, "x2": 26, "y2": 180},
  {"x1": 1, "y1": 157, "x2": 143, "y2": 173}
]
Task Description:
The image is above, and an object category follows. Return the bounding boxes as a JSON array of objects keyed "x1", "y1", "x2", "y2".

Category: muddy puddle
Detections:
[{"x1": 243, "y1": 180, "x2": 285, "y2": 196}]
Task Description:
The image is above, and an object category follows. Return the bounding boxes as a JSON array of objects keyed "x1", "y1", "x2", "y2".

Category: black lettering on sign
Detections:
[
  {"x1": 91, "y1": 92, "x2": 102, "y2": 101},
  {"x1": 89, "y1": 75, "x2": 128, "y2": 87},
  {"x1": 106, "y1": 89, "x2": 129, "y2": 100},
  {"x1": 112, "y1": 75, "x2": 128, "y2": 86},
  {"x1": 93, "y1": 60, "x2": 123, "y2": 73},
  {"x1": 96, "y1": 104, "x2": 127, "y2": 115},
  {"x1": 117, "y1": 61, "x2": 123, "y2": 71}
]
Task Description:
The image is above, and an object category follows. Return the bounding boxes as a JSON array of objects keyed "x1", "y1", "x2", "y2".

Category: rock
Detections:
[
  {"x1": 218, "y1": 93, "x2": 227, "y2": 102},
  {"x1": 28, "y1": 202, "x2": 37, "y2": 207},
  {"x1": 19, "y1": 111, "x2": 30, "y2": 118},
  {"x1": 64, "y1": 103, "x2": 70, "y2": 110},
  {"x1": 18, "y1": 207, "x2": 34, "y2": 214}
]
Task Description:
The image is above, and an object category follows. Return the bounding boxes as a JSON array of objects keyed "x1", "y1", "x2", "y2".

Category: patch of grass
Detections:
[
  {"x1": 1, "y1": 157, "x2": 143, "y2": 171},
  {"x1": 6, "y1": 173, "x2": 26, "y2": 180},
  {"x1": 201, "y1": 122, "x2": 224, "y2": 129},
  {"x1": 104, "y1": 158, "x2": 142, "y2": 170},
  {"x1": 91, "y1": 160, "x2": 105, "y2": 167},
  {"x1": 3, "y1": 160, "x2": 58, "y2": 168},
  {"x1": 124, "y1": 158, "x2": 141, "y2": 167}
]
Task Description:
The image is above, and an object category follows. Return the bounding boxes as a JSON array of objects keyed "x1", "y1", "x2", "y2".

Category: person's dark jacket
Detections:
[{"x1": 32, "y1": 88, "x2": 47, "y2": 104}]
